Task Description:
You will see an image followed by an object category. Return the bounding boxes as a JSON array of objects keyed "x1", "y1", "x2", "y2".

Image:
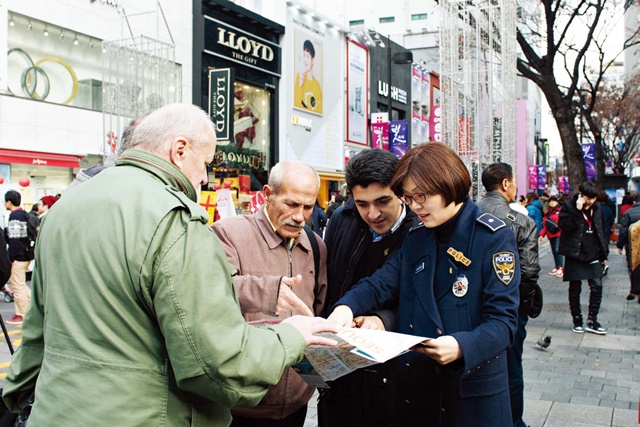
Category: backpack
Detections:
[{"x1": 545, "y1": 217, "x2": 559, "y2": 234}]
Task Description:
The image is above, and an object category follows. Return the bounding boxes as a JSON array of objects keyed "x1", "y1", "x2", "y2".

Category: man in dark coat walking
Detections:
[{"x1": 559, "y1": 182, "x2": 609, "y2": 335}]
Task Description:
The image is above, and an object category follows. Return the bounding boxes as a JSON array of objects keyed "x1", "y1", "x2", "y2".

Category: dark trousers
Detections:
[
  {"x1": 549, "y1": 237, "x2": 564, "y2": 268},
  {"x1": 230, "y1": 405, "x2": 307, "y2": 427},
  {"x1": 506, "y1": 311, "x2": 528, "y2": 427},
  {"x1": 569, "y1": 278, "x2": 603, "y2": 325}
]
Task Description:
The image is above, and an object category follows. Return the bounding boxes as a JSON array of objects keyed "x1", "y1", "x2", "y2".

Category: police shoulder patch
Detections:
[
  {"x1": 493, "y1": 251, "x2": 516, "y2": 285},
  {"x1": 476, "y1": 213, "x2": 506, "y2": 232}
]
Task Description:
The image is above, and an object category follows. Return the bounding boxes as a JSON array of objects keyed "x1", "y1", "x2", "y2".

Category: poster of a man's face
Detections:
[{"x1": 294, "y1": 29, "x2": 323, "y2": 115}]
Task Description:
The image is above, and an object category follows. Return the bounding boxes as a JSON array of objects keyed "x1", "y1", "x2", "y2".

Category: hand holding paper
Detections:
[
  {"x1": 411, "y1": 335, "x2": 462, "y2": 365},
  {"x1": 327, "y1": 305, "x2": 355, "y2": 327}
]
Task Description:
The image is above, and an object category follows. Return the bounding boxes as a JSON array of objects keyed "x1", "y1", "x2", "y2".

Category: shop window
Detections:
[
  {"x1": 379, "y1": 16, "x2": 395, "y2": 23},
  {"x1": 207, "y1": 81, "x2": 272, "y2": 214},
  {"x1": 5, "y1": 13, "x2": 103, "y2": 111}
]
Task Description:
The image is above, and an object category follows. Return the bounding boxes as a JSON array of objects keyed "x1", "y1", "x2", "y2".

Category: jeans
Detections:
[
  {"x1": 507, "y1": 310, "x2": 529, "y2": 427},
  {"x1": 549, "y1": 237, "x2": 564, "y2": 268},
  {"x1": 569, "y1": 277, "x2": 603, "y2": 325}
]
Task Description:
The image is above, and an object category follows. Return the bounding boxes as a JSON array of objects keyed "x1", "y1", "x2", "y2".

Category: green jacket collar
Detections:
[{"x1": 116, "y1": 149, "x2": 198, "y2": 202}]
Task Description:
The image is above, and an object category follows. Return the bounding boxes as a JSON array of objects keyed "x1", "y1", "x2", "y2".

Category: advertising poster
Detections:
[
  {"x1": 390, "y1": 120, "x2": 409, "y2": 159},
  {"x1": 581, "y1": 143, "x2": 596, "y2": 181},
  {"x1": 371, "y1": 122, "x2": 389, "y2": 150},
  {"x1": 412, "y1": 108, "x2": 421, "y2": 145},
  {"x1": 346, "y1": 39, "x2": 368, "y2": 145},
  {"x1": 429, "y1": 105, "x2": 442, "y2": 142},
  {"x1": 528, "y1": 165, "x2": 538, "y2": 190},
  {"x1": 537, "y1": 165, "x2": 547, "y2": 190},
  {"x1": 558, "y1": 175, "x2": 565, "y2": 193},
  {"x1": 422, "y1": 69, "x2": 430, "y2": 119},
  {"x1": 294, "y1": 28, "x2": 323, "y2": 116}
]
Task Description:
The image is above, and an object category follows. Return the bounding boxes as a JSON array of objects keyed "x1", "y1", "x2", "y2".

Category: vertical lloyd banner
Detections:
[{"x1": 208, "y1": 69, "x2": 233, "y2": 141}]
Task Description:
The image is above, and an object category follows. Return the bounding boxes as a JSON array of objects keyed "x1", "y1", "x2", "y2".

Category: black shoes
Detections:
[{"x1": 585, "y1": 321, "x2": 608, "y2": 335}]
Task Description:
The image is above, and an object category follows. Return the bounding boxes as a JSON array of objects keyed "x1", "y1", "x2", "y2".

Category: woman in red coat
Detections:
[{"x1": 540, "y1": 195, "x2": 564, "y2": 277}]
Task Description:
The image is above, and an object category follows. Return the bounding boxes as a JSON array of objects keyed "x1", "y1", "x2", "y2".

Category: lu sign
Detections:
[{"x1": 209, "y1": 69, "x2": 233, "y2": 141}]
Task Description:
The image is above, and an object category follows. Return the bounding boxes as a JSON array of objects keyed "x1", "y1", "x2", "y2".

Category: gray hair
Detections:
[
  {"x1": 116, "y1": 112, "x2": 152, "y2": 157},
  {"x1": 128, "y1": 104, "x2": 214, "y2": 154},
  {"x1": 268, "y1": 161, "x2": 320, "y2": 195}
]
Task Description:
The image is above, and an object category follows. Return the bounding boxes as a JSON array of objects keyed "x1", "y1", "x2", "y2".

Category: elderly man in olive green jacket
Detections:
[{"x1": 2, "y1": 104, "x2": 336, "y2": 426}]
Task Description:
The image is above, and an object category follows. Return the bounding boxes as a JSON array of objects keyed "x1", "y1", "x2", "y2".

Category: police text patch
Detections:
[{"x1": 493, "y1": 252, "x2": 515, "y2": 285}]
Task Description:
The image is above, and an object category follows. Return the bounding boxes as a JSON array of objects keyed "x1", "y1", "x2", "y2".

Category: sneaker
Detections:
[
  {"x1": 585, "y1": 321, "x2": 607, "y2": 335},
  {"x1": 549, "y1": 268, "x2": 559, "y2": 275},
  {"x1": 5, "y1": 315, "x2": 23, "y2": 325},
  {"x1": 572, "y1": 325, "x2": 584, "y2": 333},
  {"x1": 602, "y1": 264, "x2": 609, "y2": 276},
  {"x1": 556, "y1": 267, "x2": 564, "y2": 277}
]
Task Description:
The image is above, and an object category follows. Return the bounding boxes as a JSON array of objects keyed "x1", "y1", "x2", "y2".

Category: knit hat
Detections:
[{"x1": 41, "y1": 195, "x2": 58, "y2": 208}]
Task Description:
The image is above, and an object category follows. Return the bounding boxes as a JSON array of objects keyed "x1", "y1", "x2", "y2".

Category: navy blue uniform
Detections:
[{"x1": 336, "y1": 199, "x2": 520, "y2": 427}]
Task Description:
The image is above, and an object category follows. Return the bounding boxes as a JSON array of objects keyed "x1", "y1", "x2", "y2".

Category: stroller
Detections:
[{"x1": 0, "y1": 285, "x2": 13, "y2": 303}]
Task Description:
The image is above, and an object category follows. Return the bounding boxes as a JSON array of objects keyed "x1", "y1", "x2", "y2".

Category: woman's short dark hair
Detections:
[{"x1": 391, "y1": 143, "x2": 471, "y2": 206}]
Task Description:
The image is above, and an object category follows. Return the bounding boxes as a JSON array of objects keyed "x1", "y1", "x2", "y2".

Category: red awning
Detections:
[{"x1": 0, "y1": 149, "x2": 82, "y2": 169}]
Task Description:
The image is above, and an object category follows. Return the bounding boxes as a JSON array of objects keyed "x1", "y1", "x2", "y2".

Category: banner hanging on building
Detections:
[
  {"x1": 371, "y1": 122, "x2": 389, "y2": 150},
  {"x1": 581, "y1": 143, "x2": 596, "y2": 181},
  {"x1": 528, "y1": 165, "x2": 538, "y2": 190},
  {"x1": 390, "y1": 120, "x2": 408, "y2": 159},
  {"x1": 346, "y1": 38, "x2": 368, "y2": 145},
  {"x1": 537, "y1": 165, "x2": 547, "y2": 190}
]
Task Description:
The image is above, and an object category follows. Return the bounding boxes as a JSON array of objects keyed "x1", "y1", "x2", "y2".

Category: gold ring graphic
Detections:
[{"x1": 26, "y1": 57, "x2": 78, "y2": 105}]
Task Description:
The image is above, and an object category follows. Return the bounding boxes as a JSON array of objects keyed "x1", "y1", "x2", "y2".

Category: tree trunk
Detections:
[{"x1": 548, "y1": 102, "x2": 587, "y2": 192}]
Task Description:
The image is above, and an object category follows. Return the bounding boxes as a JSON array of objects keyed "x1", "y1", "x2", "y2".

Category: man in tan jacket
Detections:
[{"x1": 211, "y1": 160, "x2": 327, "y2": 427}]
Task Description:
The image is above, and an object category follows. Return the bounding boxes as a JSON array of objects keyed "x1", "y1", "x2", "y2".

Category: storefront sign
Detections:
[
  {"x1": 429, "y1": 106, "x2": 442, "y2": 142},
  {"x1": 291, "y1": 115, "x2": 313, "y2": 131},
  {"x1": 377, "y1": 81, "x2": 408, "y2": 104},
  {"x1": 208, "y1": 69, "x2": 233, "y2": 141},
  {"x1": 204, "y1": 17, "x2": 281, "y2": 77}
]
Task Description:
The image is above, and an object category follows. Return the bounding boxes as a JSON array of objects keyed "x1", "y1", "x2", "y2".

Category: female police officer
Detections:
[{"x1": 328, "y1": 143, "x2": 520, "y2": 427}]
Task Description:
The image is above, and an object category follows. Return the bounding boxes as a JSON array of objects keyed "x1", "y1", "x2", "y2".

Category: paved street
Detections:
[{"x1": 0, "y1": 243, "x2": 637, "y2": 426}]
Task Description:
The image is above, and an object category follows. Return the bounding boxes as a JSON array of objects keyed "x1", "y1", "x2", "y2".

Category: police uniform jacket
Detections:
[{"x1": 336, "y1": 199, "x2": 520, "y2": 427}]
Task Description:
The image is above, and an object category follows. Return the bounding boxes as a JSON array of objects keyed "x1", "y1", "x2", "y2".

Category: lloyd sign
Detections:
[
  {"x1": 208, "y1": 69, "x2": 233, "y2": 141},
  {"x1": 204, "y1": 16, "x2": 281, "y2": 77}
]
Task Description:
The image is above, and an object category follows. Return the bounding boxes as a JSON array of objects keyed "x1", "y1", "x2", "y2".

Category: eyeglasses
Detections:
[{"x1": 401, "y1": 192, "x2": 427, "y2": 206}]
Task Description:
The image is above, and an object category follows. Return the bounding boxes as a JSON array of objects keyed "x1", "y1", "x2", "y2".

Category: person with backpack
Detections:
[
  {"x1": 525, "y1": 192, "x2": 544, "y2": 234},
  {"x1": 540, "y1": 195, "x2": 564, "y2": 277},
  {"x1": 3, "y1": 190, "x2": 36, "y2": 325}
]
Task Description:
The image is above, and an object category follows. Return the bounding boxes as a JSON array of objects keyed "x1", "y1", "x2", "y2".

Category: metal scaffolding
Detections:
[{"x1": 440, "y1": 0, "x2": 517, "y2": 200}]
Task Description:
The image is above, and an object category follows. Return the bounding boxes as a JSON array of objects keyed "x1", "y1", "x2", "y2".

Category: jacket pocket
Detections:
[{"x1": 458, "y1": 354, "x2": 508, "y2": 398}]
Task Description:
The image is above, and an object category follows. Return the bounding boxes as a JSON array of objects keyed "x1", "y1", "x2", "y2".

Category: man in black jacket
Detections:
[
  {"x1": 559, "y1": 182, "x2": 609, "y2": 334},
  {"x1": 318, "y1": 149, "x2": 419, "y2": 427},
  {"x1": 477, "y1": 163, "x2": 541, "y2": 427},
  {"x1": 616, "y1": 192, "x2": 640, "y2": 301}
]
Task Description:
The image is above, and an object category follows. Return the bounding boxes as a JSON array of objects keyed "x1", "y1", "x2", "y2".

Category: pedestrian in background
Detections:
[
  {"x1": 319, "y1": 149, "x2": 419, "y2": 427},
  {"x1": 540, "y1": 195, "x2": 564, "y2": 277},
  {"x1": 478, "y1": 162, "x2": 542, "y2": 427},
  {"x1": 310, "y1": 198, "x2": 328, "y2": 237},
  {"x1": 325, "y1": 194, "x2": 344, "y2": 219},
  {"x1": 2, "y1": 104, "x2": 337, "y2": 426},
  {"x1": 525, "y1": 192, "x2": 544, "y2": 234},
  {"x1": 616, "y1": 192, "x2": 640, "y2": 302},
  {"x1": 328, "y1": 143, "x2": 520, "y2": 427},
  {"x1": 559, "y1": 182, "x2": 609, "y2": 335},
  {"x1": 3, "y1": 190, "x2": 36, "y2": 325},
  {"x1": 212, "y1": 160, "x2": 327, "y2": 427},
  {"x1": 597, "y1": 191, "x2": 614, "y2": 276}
]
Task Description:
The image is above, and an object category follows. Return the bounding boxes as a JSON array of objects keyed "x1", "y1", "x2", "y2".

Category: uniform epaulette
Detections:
[{"x1": 476, "y1": 213, "x2": 506, "y2": 232}]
